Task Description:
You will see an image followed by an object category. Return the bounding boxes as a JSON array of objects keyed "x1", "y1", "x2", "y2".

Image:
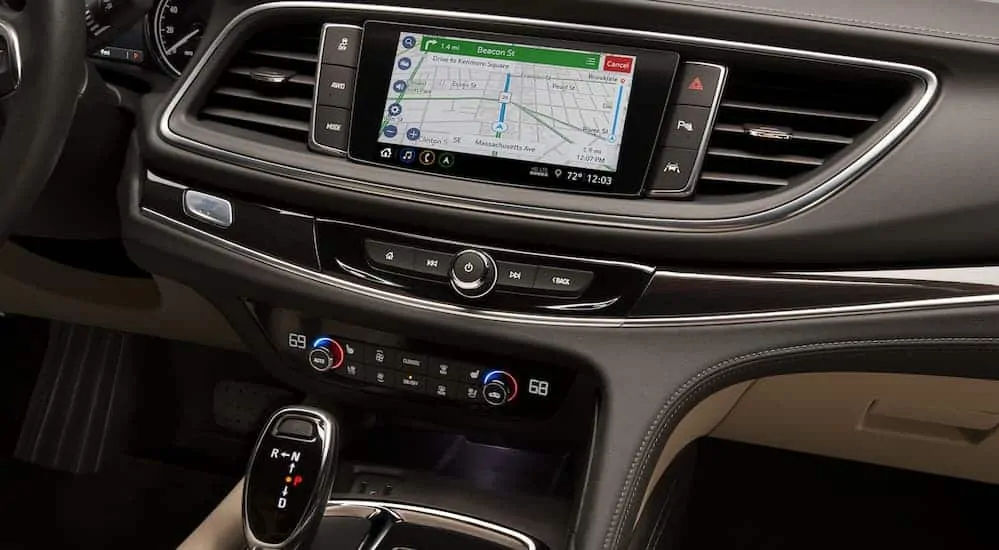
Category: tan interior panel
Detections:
[
  {"x1": 0, "y1": 243, "x2": 242, "y2": 350},
  {"x1": 178, "y1": 480, "x2": 245, "y2": 550},
  {"x1": 712, "y1": 372, "x2": 999, "y2": 484},
  {"x1": 637, "y1": 381, "x2": 753, "y2": 519}
]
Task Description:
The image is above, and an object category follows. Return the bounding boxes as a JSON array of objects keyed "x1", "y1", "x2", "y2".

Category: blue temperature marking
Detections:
[
  {"x1": 483, "y1": 370, "x2": 502, "y2": 384},
  {"x1": 312, "y1": 337, "x2": 333, "y2": 348},
  {"x1": 610, "y1": 84, "x2": 624, "y2": 141}
]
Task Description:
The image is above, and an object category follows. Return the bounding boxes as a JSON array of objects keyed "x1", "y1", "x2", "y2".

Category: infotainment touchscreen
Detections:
[{"x1": 349, "y1": 23, "x2": 679, "y2": 196}]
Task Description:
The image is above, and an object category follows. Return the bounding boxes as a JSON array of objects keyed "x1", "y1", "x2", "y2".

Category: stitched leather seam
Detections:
[
  {"x1": 655, "y1": 0, "x2": 999, "y2": 44},
  {"x1": 603, "y1": 337, "x2": 999, "y2": 550}
]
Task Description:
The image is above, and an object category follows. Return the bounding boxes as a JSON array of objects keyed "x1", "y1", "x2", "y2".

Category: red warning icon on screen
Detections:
[{"x1": 687, "y1": 77, "x2": 705, "y2": 91}]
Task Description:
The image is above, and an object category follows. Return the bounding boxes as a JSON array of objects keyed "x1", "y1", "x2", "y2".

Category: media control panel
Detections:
[
  {"x1": 365, "y1": 240, "x2": 595, "y2": 300},
  {"x1": 254, "y1": 305, "x2": 575, "y2": 418},
  {"x1": 317, "y1": 219, "x2": 652, "y2": 314}
]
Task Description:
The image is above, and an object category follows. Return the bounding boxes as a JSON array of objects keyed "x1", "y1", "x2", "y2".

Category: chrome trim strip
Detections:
[
  {"x1": 158, "y1": 1, "x2": 938, "y2": 232},
  {"x1": 334, "y1": 258, "x2": 404, "y2": 288},
  {"x1": 0, "y1": 18, "x2": 22, "y2": 96},
  {"x1": 543, "y1": 297, "x2": 620, "y2": 311},
  {"x1": 324, "y1": 500, "x2": 537, "y2": 550},
  {"x1": 308, "y1": 23, "x2": 362, "y2": 156},
  {"x1": 140, "y1": 198, "x2": 999, "y2": 328},
  {"x1": 182, "y1": 190, "x2": 234, "y2": 228},
  {"x1": 648, "y1": 62, "x2": 728, "y2": 198}
]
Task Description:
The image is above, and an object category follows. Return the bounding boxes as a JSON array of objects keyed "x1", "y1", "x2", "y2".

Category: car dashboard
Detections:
[{"x1": 18, "y1": 0, "x2": 999, "y2": 549}]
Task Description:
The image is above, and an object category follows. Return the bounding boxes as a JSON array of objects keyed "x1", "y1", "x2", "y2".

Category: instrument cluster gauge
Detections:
[{"x1": 147, "y1": 0, "x2": 213, "y2": 76}]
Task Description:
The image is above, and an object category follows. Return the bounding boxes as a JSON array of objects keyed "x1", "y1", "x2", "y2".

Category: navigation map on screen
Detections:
[{"x1": 376, "y1": 32, "x2": 637, "y2": 173}]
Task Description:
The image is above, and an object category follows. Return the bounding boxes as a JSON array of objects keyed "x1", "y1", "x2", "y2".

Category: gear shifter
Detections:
[{"x1": 243, "y1": 406, "x2": 340, "y2": 549}]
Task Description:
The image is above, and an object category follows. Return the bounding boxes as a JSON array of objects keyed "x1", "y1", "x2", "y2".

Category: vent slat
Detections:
[
  {"x1": 201, "y1": 107, "x2": 311, "y2": 133},
  {"x1": 213, "y1": 86, "x2": 313, "y2": 109},
  {"x1": 706, "y1": 147, "x2": 825, "y2": 167},
  {"x1": 244, "y1": 48, "x2": 318, "y2": 64},
  {"x1": 699, "y1": 172, "x2": 790, "y2": 187},
  {"x1": 713, "y1": 123, "x2": 854, "y2": 145},
  {"x1": 197, "y1": 25, "x2": 320, "y2": 143},
  {"x1": 721, "y1": 100, "x2": 879, "y2": 123}
]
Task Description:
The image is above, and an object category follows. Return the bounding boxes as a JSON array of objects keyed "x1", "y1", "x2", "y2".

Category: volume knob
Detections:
[{"x1": 450, "y1": 249, "x2": 497, "y2": 299}]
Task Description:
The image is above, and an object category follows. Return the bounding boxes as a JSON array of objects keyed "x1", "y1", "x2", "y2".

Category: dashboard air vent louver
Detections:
[
  {"x1": 697, "y1": 68, "x2": 910, "y2": 196},
  {"x1": 198, "y1": 25, "x2": 321, "y2": 142}
]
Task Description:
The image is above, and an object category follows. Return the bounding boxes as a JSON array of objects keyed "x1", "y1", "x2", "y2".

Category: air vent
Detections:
[
  {"x1": 198, "y1": 25, "x2": 321, "y2": 142},
  {"x1": 696, "y1": 67, "x2": 911, "y2": 197}
]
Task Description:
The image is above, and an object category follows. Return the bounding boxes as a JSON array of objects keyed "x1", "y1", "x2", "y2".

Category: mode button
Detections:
[{"x1": 533, "y1": 267, "x2": 594, "y2": 295}]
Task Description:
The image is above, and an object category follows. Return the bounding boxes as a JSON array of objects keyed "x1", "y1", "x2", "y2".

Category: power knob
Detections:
[
  {"x1": 308, "y1": 337, "x2": 344, "y2": 372},
  {"x1": 482, "y1": 371, "x2": 519, "y2": 407},
  {"x1": 450, "y1": 249, "x2": 497, "y2": 299}
]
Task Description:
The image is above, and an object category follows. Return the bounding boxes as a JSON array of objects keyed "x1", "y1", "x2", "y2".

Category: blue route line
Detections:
[
  {"x1": 498, "y1": 72, "x2": 512, "y2": 123},
  {"x1": 610, "y1": 84, "x2": 624, "y2": 141}
]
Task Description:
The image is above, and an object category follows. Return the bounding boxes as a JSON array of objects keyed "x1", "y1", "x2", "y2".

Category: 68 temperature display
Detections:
[{"x1": 528, "y1": 379, "x2": 550, "y2": 397}]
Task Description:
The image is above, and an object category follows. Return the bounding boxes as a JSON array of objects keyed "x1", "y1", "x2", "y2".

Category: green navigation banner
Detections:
[{"x1": 420, "y1": 36, "x2": 601, "y2": 70}]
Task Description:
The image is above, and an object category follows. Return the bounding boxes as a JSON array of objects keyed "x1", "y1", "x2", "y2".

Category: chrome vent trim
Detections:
[{"x1": 160, "y1": 2, "x2": 938, "y2": 233}]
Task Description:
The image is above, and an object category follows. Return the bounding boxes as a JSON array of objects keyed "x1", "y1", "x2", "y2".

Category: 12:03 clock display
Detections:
[{"x1": 563, "y1": 171, "x2": 614, "y2": 186}]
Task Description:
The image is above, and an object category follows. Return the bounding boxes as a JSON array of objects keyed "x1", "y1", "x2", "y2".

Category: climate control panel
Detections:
[{"x1": 253, "y1": 304, "x2": 575, "y2": 418}]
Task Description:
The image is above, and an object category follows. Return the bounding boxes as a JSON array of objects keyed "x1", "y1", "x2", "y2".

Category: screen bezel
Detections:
[{"x1": 348, "y1": 21, "x2": 679, "y2": 197}]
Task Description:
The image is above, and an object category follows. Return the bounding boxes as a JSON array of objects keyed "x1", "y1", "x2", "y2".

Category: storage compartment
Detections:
[
  {"x1": 635, "y1": 373, "x2": 999, "y2": 550},
  {"x1": 657, "y1": 439, "x2": 999, "y2": 550},
  {"x1": 324, "y1": 411, "x2": 583, "y2": 549}
]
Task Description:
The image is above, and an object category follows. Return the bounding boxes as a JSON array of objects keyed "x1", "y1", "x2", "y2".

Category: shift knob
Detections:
[{"x1": 243, "y1": 406, "x2": 339, "y2": 549}]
